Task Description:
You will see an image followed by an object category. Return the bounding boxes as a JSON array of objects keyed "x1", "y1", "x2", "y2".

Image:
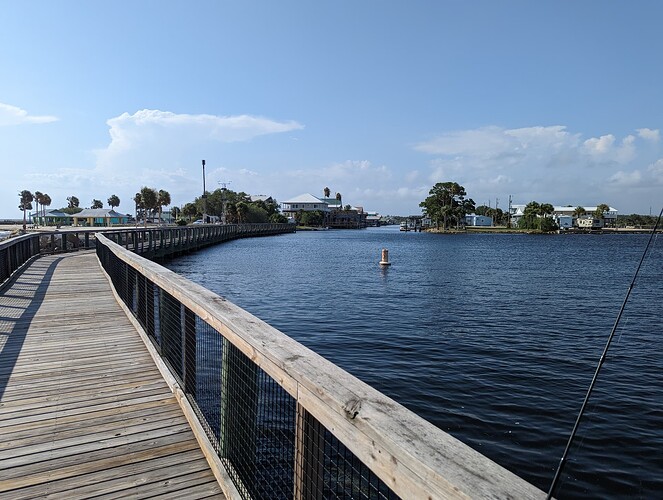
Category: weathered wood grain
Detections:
[{"x1": 0, "y1": 252, "x2": 224, "y2": 499}]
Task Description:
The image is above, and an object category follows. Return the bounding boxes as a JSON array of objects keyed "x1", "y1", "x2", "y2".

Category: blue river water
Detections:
[{"x1": 164, "y1": 227, "x2": 663, "y2": 498}]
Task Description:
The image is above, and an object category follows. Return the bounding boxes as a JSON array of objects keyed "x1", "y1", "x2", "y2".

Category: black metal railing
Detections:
[
  {"x1": 0, "y1": 234, "x2": 40, "y2": 285},
  {"x1": 96, "y1": 235, "x2": 398, "y2": 499},
  {"x1": 102, "y1": 223, "x2": 295, "y2": 258},
  {"x1": 95, "y1": 232, "x2": 545, "y2": 500}
]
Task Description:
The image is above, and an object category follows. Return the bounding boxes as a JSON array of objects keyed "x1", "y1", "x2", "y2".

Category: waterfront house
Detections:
[
  {"x1": 465, "y1": 214, "x2": 493, "y2": 227},
  {"x1": 281, "y1": 194, "x2": 330, "y2": 219},
  {"x1": 72, "y1": 209, "x2": 131, "y2": 227},
  {"x1": 32, "y1": 209, "x2": 73, "y2": 226},
  {"x1": 510, "y1": 205, "x2": 618, "y2": 227}
]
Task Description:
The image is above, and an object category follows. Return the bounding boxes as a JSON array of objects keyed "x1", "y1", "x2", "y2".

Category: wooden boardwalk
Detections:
[{"x1": 0, "y1": 252, "x2": 225, "y2": 499}]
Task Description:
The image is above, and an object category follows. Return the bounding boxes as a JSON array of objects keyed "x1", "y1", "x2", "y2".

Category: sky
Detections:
[{"x1": 1, "y1": 0, "x2": 662, "y2": 218}]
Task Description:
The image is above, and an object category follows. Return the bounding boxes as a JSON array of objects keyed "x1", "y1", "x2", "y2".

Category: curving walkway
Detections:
[{"x1": 0, "y1": 252, "x2": 224, "y2": 499}]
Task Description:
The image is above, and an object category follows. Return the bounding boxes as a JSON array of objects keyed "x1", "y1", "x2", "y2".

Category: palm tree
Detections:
[
  {"x1": 18, "y1": 190, "x2": 34, "y2": 230},
  {"x1": 236, "y1": 201, "x2": 249, "y2": 223},
  {"x1": 182, "y1": 202, "x2": 197, "y2": 222},
  {"x1": 594, "y1": 203, "x2": 610, "y2": 218},
  {"x1": 324, "y1": 187, "x2": 330, "y2": 198},
  {"x1": 33, "y1": 191, "x2": 43, "y2": 227},
  {"x1": 41, "y1": 194, "x2": 51, "y2": 225},
  {"x1": 335, "y1": 192, "x2": 342, "y2": 209},
  {"x1": 139, "y1": 187, "x2": 158, "y2": 228},
  {"x1": 157, "y1": 189, "x2": 171, "y2": 225},
  {"x1": 67, "y1": 196, "x2": 80, "y2": 209},
  {"x1": 107, "y1": 195, "x2": 120, "y2": 210},
  {"x1": 91, "y1": 199, "x2": 103, "y2": 209},
  {"x1": 133, "y1": 192, "x2": 142, "y2": 227}
]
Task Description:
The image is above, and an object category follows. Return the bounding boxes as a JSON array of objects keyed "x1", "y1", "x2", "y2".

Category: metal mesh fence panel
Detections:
[
  {"x1": 296, "y1": 409, "x2": 400, "y2": 500},
  {"x1": 218, "y1": 341, "x2": 297, "y2": 499}
]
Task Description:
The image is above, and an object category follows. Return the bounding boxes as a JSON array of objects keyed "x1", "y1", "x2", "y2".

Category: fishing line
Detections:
[{"x1": 547, "y1": 207, "x2": 663, "y2": 499}]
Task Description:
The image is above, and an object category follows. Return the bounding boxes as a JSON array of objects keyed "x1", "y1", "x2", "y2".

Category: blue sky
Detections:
[{"x1": 2, "y1": 1, "x2": 662, "y2": 218}]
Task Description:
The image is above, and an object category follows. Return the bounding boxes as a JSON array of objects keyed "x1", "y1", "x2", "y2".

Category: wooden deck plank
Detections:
[
  {"x1": 0, "y1": 252, "x2": 224, "y2": 498},
  {"x1": 3, "y1": 450, "x2": 207, "y2": 500}
]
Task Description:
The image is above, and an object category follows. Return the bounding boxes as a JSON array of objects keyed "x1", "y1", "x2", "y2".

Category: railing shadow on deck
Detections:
[{"x1": 0, "y1": 256, "x2": 64, "y2": 400}]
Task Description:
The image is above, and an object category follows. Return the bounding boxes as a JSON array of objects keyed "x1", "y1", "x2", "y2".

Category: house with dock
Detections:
[{"x1": 281, "y1": 193, "x2": 370, "y2": 228}]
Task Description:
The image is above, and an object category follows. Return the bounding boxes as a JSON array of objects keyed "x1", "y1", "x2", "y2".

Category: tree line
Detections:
[
  {"x1": 419, "y1": 182, "x2": 615, "y2": 232},
  {"x1": 180, "y1": 188, "x2": 286, "y2": 224}
]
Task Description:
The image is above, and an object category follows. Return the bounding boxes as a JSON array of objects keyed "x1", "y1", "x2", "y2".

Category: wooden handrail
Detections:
[{"x1": 96, "y1": 233, "x2": 545, "y2": 499}]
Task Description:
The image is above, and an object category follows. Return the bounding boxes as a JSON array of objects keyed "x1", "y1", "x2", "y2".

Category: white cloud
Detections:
[
  {"x1": 647, "y1": 159, "x2": 663, "y2": 183},
  {"x1": 100, "y1": 109, "x2": 303, "y2": 160},
  {"x1": 0, "y1": 102, "x2": 58, "y2": 126},
  {"x1": 584, "y1": 134, "x2": 615, "y2": 155},
  {"x1": 637, "y1": 128, "x2": 660, "y2": 142},
  {"x1": 19, "y1": 109, "x2": 304, "y2": 214},
  {"x1": 415, "y1": 125, "x2": 663, "y2": 210},
  {"x1": 608, "y1": 170, "x2": 643, "y2": 187}
]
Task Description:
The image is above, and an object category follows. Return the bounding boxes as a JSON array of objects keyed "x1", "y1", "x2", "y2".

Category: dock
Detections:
[{"x1": 0, "y1": 252, "x2": 225, "y2": 498}]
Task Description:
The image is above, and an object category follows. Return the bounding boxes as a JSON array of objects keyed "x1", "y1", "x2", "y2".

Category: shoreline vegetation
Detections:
[{"x1": 426, "y1": 226, "x2": 659, "y2": 234}]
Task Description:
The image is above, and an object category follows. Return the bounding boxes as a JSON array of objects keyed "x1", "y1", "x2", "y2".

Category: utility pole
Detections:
[
  {"x1": 218, "y1": 181, "x2": 231, "y2": 224},
  {"x1": 507, "y1": 194, "x2": 513, "y2": 228},
  {"x1": 202, "y1": 160, "x2": 207, "y2": 223}
]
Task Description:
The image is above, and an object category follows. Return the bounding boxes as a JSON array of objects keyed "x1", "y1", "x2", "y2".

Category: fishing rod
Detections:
[{"x1": 547, "y1": 207, "x2": 663, "y2": 499}]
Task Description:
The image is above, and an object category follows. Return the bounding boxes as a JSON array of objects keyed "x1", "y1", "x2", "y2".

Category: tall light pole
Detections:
[{"x1": 202, "y1": 159, "x2": 207, "y2": 223}]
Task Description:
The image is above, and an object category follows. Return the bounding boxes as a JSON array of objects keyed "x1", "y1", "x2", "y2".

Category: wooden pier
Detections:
[
  {"x1": 0, "y1": 252, "x2": 225, "y2": 498},
  {"x1": 1, "y1": 227, "x2": 547, "y2": 499}
]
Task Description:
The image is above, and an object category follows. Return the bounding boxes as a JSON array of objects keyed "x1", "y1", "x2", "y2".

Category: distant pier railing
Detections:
[
  {"x1": 95, "y1": 233, "x2": 544, "y2": 499},
  {"x1": 102, "y1": 223, "x2": 295, "y2": 259},
  {"x1": 0, "y1": 233, "x2": 40, "y2": 286}
]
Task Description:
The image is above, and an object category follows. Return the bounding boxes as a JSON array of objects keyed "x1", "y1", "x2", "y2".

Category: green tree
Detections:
[
  {"x1": 519, "y1": 201, "x2": 541, "y2": 230},
  {"x1": 538, "y1": 203, "x2": 554, "y2": 219},
  {"x1": 236, "y1": 201, "x2": 249, "y2": 223},
  {"x1": 419, "y1": 181, "x2": 468, "y2": 229},
  {"x1": 335, "y1": 192, "x2": 342, "y2": 208},
  {"x1": 133, "y1": 192, "x2": 142, "y2": 226},
  {"x1": 139, "y1": 187, "x2": 159, "y2": 227},
  {"x1": 518, "y1": 201, "x2": 558, "y2": 231},
  {"x1": 573, "y1": 206, "x2": 585, "y2": 219},
  {"x1": 157, "y1": 189, "x2": 171, "y2": 224},
  {"x1": 298, "y1": 210, "x2": 325, "y2": 226},
  {"x1": 67, "y1": 196, "x2": 80, "y2": 209},
  {"x1": 594, "y1": 203, "x2": 610, "y2": 218},
  {"x1": 33, "y1": 191, "x2": 43, "y2": 227},
  {"x1": 107, "y1": 194, "x2": 120, "y2": 210},
  {"x1": 324, "y1": 187, "x2": 330, "y2": 198},
  {"x1": 41, "y1": 193, "x2": 51, "y2": 224},
  {"x1": 182, "y1": 202, "x2": 198, "y2": 221},
  {"x1": 270, "y1": 213, "x2": 288, "y2": 223},
  {"x1": 475, "y1": 205, "x2": 490, "y2": 216},
  {"x1": 91, "y1": 199, "x2": 103, "y2": 209},
  {"x1": 18, "y1": 190, "x2": 34, "y2": 230}
]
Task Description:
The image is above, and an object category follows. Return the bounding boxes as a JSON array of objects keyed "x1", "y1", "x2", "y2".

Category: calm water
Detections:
[{"x1": 164, "y1": 227, "x2": 663, "y2": 498}]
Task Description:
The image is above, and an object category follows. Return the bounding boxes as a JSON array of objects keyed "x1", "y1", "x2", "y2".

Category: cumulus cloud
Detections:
[
  {"x1": 0, "y1": 102, "x2": 58, "y2": 126},
  {"x1": 637, "y1": 128, "x2": 660, "y2": 142},
  {"x1": 101, "y1": 109, "x2": 303, "y2": 158},
  {"x1": 414, "y1": 125, "x2": 663, "y2": 210}
]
